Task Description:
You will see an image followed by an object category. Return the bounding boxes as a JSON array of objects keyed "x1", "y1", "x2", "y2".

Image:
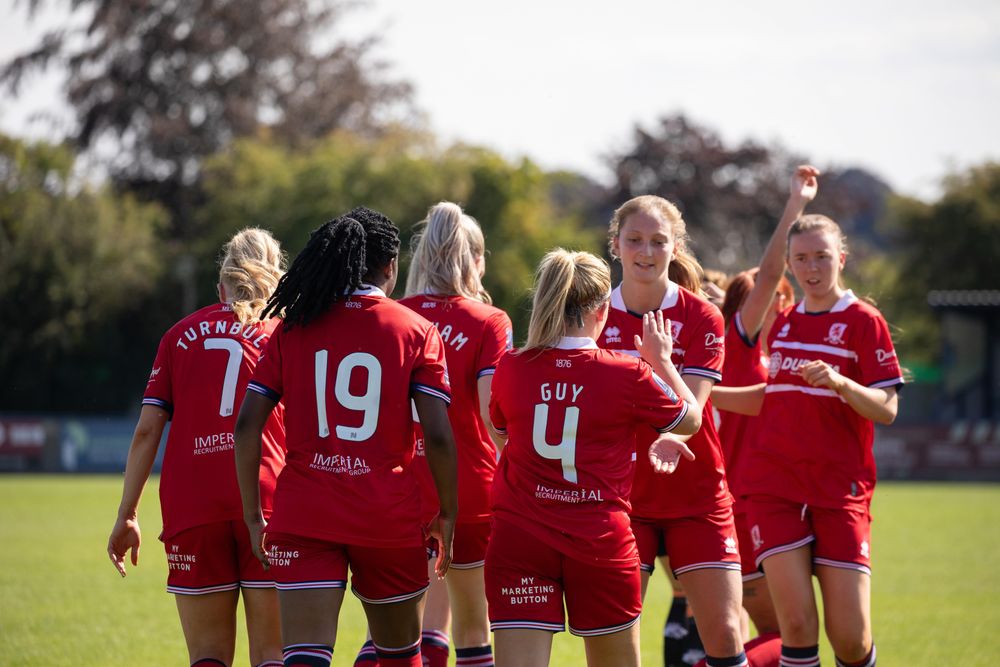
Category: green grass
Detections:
[{"x1": 0, "y1": 477, "x2": 998, "y2": 665}]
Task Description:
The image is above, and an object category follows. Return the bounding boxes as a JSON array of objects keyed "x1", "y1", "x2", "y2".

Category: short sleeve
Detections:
[
  {"x1": 141, "y1": 333, "x2": 174, "y2": 415},
  {"x1": 681, "y1": 301, "x2": 725, "y2": 383},
  {"x1": 633, "y1": 361, "x2": 689, "y2": 434},
  {"x1": 410, "y1": 324, "x2": 452, "y2": 405},
  {"x1": 247, "y1": 322, "x2": 284, "y2": 403},
  {"x1": 488, "y1": 354, "x2": 509, "y2": 436},
  {"x1": 476, "y1": 311, "x2": 514, "y2": 379},
  {"x1": 858, "y1": 312, "x2": 904, "y2": 390}
]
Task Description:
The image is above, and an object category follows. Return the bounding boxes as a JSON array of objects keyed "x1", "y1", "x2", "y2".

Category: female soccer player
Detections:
[
  {"x1": 486, "y1": 249, "x2": 702, "y2": 667},
  {"x1": 234, "y1": 207, "x2": 458, "y2": 667},
  {"x1": 717, "y1": 165, "x2": 818, "y2": 652},
  {"x1": 107, "y1": 228, "x2": 287, "y2": 667},
  {"x1": 599, "y1": 195, "x2": 747, "y2": 667},
  {"x1": 398, "y1": 201, "x2": 513, "y2": 667},
  {"x1": 727, "y1": 215, "x2": 902, "y2": 667}
]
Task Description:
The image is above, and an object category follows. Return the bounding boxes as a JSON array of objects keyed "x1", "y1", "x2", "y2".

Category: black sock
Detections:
[{"x1": 663, "y1": 596, "x2": 690, "y2": 667}]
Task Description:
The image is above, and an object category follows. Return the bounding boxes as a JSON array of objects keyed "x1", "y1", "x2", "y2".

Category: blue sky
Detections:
[{"x1": 2, "y1": 0, "x2": 997, "y2": 199}]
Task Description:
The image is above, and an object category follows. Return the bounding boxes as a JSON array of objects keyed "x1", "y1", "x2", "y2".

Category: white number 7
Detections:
[
  {"x1": 203, "y1": 338, "x2": 243, "y2": 417},
  {"x1": 532, "y1": 403, "x2": 579, "y2": 483}
]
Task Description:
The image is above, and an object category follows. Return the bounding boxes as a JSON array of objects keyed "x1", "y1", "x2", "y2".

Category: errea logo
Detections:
[
  {"x1": 724, "y1": 537, "x2": 738, "y2": 554},
  {"x1": 604, "y1": 326, "x2": 621, "y2": 344},
  {"x1": 860, "y1": 540, "x2": 870, "y2": 558}
]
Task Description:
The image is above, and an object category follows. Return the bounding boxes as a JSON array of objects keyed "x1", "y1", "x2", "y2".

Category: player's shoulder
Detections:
[
  {"x1": 844, "y1": 296, "x2": 886, "y2": 324},
  {"x1": 677, "y1": 285, "x2": 721, "y2": 318},
  {"x1": 377, "y1": 296, "x2": 439, "y2": 333},
  {"x1": 164, "y1": 303, "x2": 227, "y2": 336}
]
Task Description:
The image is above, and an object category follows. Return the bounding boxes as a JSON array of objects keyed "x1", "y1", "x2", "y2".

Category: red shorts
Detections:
[
  {"x1": 265, "y1": 532, "x2": 429, "y2": 603},
  {"x1": 163, "y1": 520, "x2": 271, "y2": 595},
  {"x1": 632, "y1": 505, "x2": 742, "y2": 577},
  {"x1": 451, "y1": 521, "x2": 491, "y2": 569},
  {"x1": 734, "y1": 511, "x2": 763, "y2": 581},
  {"x1": 485, "y1": 517, "x2": 641, "y2": 637},
  {"x1": 745, "y1": 495, "x2": 872, "y2": 575}
]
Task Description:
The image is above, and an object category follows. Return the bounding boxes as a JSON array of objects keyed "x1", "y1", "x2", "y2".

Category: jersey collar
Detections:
[
  {"x1": 555, "y1": 336, "x2": 598, "y2": 350},
  {"x1": 351, "y1": 284, "x2": 386, "y2": 298},
  {"x1": 795, "y1": 289, "x2": 857, "y2": 314},
  {"x1": 610, "y1": 281, "x2": 680, "y2": 314}
]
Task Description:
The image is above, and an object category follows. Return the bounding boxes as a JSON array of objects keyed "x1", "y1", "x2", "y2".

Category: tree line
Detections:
[{"x1": 1, "y1": 0, "x2": 997, "y2": 412}]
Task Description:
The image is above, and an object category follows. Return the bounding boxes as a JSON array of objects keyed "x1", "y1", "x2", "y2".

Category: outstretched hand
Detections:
[
  {"x1": 648, "y1": 433, "x2": 696, "y2": 474},
  {"x1": 791, "y1": 165, "x2": 821, "y2": 203},
  {"x1": 107, "y1": 516, "x2": 141, "y2": 577},
  {"x1": 634, "y1": 310, "x2": 674, "y2": 368}
]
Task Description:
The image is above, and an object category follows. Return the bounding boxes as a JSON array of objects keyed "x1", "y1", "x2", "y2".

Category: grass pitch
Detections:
[{"x1": 0, "y1": 476, "x2": 997, "y2": 666}]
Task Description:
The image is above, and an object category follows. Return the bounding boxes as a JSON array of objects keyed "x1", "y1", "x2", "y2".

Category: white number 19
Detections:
[{"x1": 315, "y1": 351, "x2": 382, "y2": 441}]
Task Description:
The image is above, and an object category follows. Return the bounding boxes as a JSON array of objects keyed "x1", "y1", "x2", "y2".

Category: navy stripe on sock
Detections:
[
  {"x1": 456, "y1": 645, "x2": 493, "y2": 658},
  {"x1": 191, "y1": 660, "x2": 228, "y2": 667},
  {"x1": 706, "y1": 652, "x2": 748, "y2": 667}
]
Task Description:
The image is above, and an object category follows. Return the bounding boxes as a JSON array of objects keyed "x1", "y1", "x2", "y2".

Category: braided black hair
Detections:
[{"x1": 262, "y1": 208, "x2": 400, "y2": 328}]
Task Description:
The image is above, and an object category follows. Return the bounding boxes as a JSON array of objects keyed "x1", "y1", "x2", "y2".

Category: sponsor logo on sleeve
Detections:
[
  {"x1": 824, "y1": 322, "x2": 848, "y2": 345},
  {"x1": 704, "y1": 332, "x2": 724, "y2": 348},
  {"x1": 148, "y1": 367, "x2": 161, "y2": 381},
  {"x1": 876, "y1": 348, "x2": 897, "y2": 364}
]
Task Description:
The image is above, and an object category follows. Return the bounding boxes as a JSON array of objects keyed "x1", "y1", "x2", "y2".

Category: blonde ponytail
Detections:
[
  {"x1": 219, "y1": 228, "x2": 286, "y2": 325},
  {"x1": 522, "y1": 250, "x2": 611, "y2": 352},
  {"x1": 609, "y1": 195, "x2": 703, "y2": 294},
  {"x1": 405, "y1": 201, "x2": 491, "y2": 303}
]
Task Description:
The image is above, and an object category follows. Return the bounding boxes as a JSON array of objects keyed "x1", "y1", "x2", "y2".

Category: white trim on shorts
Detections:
[
  {"x1": 167, "y1": 581, "x2": 239, "y2": 595},
  {"x1": 570, "y1": 613, "x2": 641, "y2": 637},
  {"x1": 274, "y1": 579, "x2": 347, "y2": 591},
  {"x1": 672, "y1": 560, "x2": 743, "y2": 576},
  {"x1": 814, "y1": 557, "x2": 871, "y2": 576},
  {"x1": 352, "y1": 583, "x2": 429, "y2": 605},
  {"x1": 490, "y1": 619, "x2": 565, "y2": 633},
  {"x1": 741, "y1": 570, "x2": 766, "y2": 583},
  {"x1": 240, "y1": 579, "x2": 275, "y2": 589},
  {"x1": 754, "y1": 534, "x2": 815, "y2": 570},
  {"x1": 449, "y1": 559, "x2": 486, "y2": 570}
]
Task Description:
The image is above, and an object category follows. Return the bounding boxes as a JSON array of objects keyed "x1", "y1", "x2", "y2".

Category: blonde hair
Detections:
[
  {"x1": 219, "y1": 227, "x2": 286, "y2": 324},
  {"x1": 608, "y1": 195, "x2": 703, "y2": 294},
  {"x1": 405, "y1": 201, "x2": 491, "y2": 303},
  {"x1": 522, "y1": 249, "x2": 611, "y2": 352}
]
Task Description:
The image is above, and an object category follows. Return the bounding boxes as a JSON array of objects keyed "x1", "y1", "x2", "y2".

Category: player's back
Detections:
[
  {"x1": 250, "y1": 289, "x2": 451, "y2": 547},
  {"x1": 144, "y1": 302, "x2": 284, "y2": 540}
]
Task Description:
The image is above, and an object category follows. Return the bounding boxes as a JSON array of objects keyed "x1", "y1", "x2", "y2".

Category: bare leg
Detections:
[
  {"x1": 760, "y1": 546, "x2": 818, "y2": 647},
  {"x1": 447, "y1": 566, "x2": 490, "y2": 648},
  {"x1": 278, "y1": 588, "x2": 344, "y2": 648},
  {"x1": 175, "y1": 589, "x2": 239, "y2": 666},
  {"x1": 494, "y1": 629, "x2": 553, "y2": 667},
  {"x1": 242, "y1": 587, "x2": 283, "y2": 666},
  {"x1": 816, "y1": 565, "x2": 873, "y2": 663},
  {"x1": 582, "y1": 622, "x2": 641, "y2": 667},
  {"x1": 676, "y1": 568, "x2": 744, "y2": 658}
]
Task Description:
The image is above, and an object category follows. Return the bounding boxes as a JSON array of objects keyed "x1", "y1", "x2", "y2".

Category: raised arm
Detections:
[{"x1": 739, "y1": 165, "x2": 819, "y2": 339}]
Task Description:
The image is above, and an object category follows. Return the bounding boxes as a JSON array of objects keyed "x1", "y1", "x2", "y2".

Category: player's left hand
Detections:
[
  {"x1": 245, "y1": 516, "x2": 270, "y2": 570},
  {"x1": 107, "y1": 515, "x2": 141, "y2": 578},
  {"x1": 649, "y1": 434, "x2": 695, "y2": 474},
  {"x1": 799, "y1": 360, "x2": 846, "y2": 392},
  {"x1": 429, "y1": 513, "x2": 455, "y2": 579}
]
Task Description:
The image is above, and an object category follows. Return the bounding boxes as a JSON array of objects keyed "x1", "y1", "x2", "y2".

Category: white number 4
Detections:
[
  {"x1": 532, "y1": 403, "x2": 579, "y2": 483},
  {"x1": 315, "y1": 351, "x2": 382, "y2": 441}
]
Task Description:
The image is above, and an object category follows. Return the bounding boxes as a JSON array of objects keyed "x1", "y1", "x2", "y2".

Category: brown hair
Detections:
[
  {"x1": 720, "y1": 268, "x2": 795, "y2": 329},
  {"x1": 522, "y1": 249, "x2": 611, "y2": 352},
  {"x1": 219, "y1": 228, "x2": 285, "y2": 324},
  {"x1": 609, "y1": 195, "x2": 703, "y2": 294}
]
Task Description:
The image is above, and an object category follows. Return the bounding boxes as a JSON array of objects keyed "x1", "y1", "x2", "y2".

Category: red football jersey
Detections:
[
  {"x1": 489, "y1": 338, "x2": 690, "y2": 565},
  {"x1": 717, "y1": 310, "x2": 769, "y2": 501},
  {"x1": 743, "y1": 291, "x2": 904, "y2": 508},
  {"x1": 247, "y1": 287, "x2": 451, "y2": 548},
  {"x1": 399, "y1": 294, "x2": 513, "y2": 524},
  {"x1": 143, "y1": 303, "x2": 286, "y2": 541},
  {"x1": 599, "y1": 283, "x2": 732, "y2": 518}
]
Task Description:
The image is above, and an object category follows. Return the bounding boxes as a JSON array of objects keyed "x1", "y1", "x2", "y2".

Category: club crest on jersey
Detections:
[
  {"x1": 768, "y1": 352, "x2": 782, "y2": 379},
  {"x1": 751, "y1": 525, "x2": 763, "y2": 551},
  {"x1": 776, "y1": 323, "x2": 790, "y2": 338},
  {"x1": 604, "y1": 326, "x2": 622, "y2": 344},
  {"x1": 824, "y1": 323, "x2": 848, "y2": 345},
  {"x1": 670, "y1": 321, "x2": 684, "y2": 341}
]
